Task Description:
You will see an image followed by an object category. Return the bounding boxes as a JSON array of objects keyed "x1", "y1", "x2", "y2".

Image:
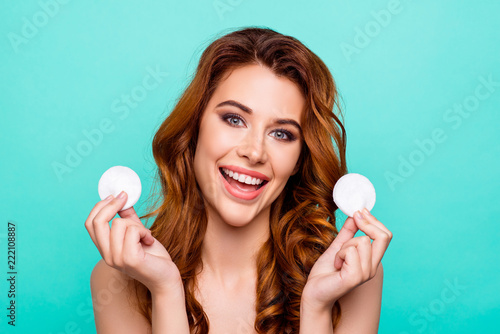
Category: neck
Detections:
[{"x1": 200, "y1": 206, "x2": 270, "y2": 287}]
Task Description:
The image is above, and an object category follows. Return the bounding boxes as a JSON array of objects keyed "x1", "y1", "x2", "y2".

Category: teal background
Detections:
[{"x1": 1, "y1": 0, "x2": 499, "y2": 333}]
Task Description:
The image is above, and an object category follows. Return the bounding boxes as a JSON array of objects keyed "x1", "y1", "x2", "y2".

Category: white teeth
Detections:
[{"x1": 222, "y1": 168, "x2": 264, "y2": 185}]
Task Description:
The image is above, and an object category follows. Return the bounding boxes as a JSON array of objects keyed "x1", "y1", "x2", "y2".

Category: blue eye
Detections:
[
  {"x1": 220, "y1": 113, "x2": 297, "y2": 142},
  {"x1": 222, "y1": 113, "x2": 245, "y2": 127},
  {"x1": 229, "y1": 116, "x2": 243, "y2": 126},
  {"x1": 271, "y1": 129, "x2": 296, "y2": 142}
]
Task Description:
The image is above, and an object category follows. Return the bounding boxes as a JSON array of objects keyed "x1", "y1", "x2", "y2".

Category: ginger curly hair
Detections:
[{"x1": 133, "y1": 26, "x2": 347, "y2": 333}]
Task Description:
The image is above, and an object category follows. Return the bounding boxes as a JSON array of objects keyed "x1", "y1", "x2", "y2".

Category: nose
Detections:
[{"x1": 236, "y1": 130, "x2": 268, "y2": 165}]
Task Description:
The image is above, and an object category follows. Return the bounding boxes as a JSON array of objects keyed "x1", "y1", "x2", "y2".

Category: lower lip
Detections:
[{"x1": 219, "y1": 170, "x2": 267, "y2": 201}]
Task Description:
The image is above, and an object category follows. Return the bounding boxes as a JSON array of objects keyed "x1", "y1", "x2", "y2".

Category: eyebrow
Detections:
[{"x1": 215, "y1": 100, "x2": 302, "y2": 133}]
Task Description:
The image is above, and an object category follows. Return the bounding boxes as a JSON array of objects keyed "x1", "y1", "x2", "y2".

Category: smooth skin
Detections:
[
  {"x1": 300, "y1": 208, "x2": 391, "y2": 333},
  {"x1": 85, "y1": 192, "x2": 190, "y2": 333},
  {"x1": 86, "y1": 64, "x2": 392, "y2": 333},
  {"x1": 88, "y1": 198, "x2": 388, "y2": 334},
  {"x1": 191, "y1": 63, "x2": 304, "y2": 333}
]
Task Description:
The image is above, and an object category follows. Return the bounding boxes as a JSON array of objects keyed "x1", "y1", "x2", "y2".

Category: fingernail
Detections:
[
  {"x1": 117, "y1": 191, "x2": 126, "y2": 199},
  {"x1": 105, "y1": 194, "x2": 114, "y2": 201},
  {"x1": 354, "y1": 211, "x2": 365, "y2": 220},
  {"x1": 362, "y1": 208, "x2": 370, "y2": 215}
]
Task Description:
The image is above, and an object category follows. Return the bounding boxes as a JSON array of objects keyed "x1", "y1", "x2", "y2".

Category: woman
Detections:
[{"x1": 85, "y1": 27, "x2": 392, "y2": 333}]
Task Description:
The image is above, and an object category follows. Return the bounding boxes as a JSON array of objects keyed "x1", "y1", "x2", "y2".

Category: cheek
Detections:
[
  {"x1": 198, "y1": 122, "x2": 236, "y2": 159},
  {"x1": 268, "y1": 144, "x2": 302, "y2": 177}
]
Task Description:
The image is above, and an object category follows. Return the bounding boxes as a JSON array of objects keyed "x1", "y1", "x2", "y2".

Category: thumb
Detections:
[
  {"x1": 116, "y1": 192, "x2": 153, "y2": 245},
  {"x1": 322, "y1": 217, "x2": 358, "y2": 258},
  {"x1": 119, "y1": 206, "x2": 155, "y2": 245},
  {"x1": 116, "y1": 192, "x2": 142, "y2": 224},
  {"x1": 118, "y1": 206, "x2": 142, "y2": 223}
]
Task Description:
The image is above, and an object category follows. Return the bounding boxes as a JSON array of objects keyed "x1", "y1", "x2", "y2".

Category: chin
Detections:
[{"x1": 219, "y1": 209, "x2": 256, "y2": 228}]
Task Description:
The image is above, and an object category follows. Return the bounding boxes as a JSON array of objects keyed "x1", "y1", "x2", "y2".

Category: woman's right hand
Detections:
[{"x1": 85, "y1": 191, "x2": 183, "y2": 298}]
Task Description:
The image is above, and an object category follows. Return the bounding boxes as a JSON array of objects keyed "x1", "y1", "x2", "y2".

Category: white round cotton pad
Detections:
[
  {"x1": 98, "y1": 166, "x2": 142, "y2": 211},
  {"x1": 333, "y1": 173, "x2": 376, "y2": 217}
]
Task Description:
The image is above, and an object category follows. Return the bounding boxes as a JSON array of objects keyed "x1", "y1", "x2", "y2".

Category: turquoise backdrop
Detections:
[{"x1": 1, "y1": 1, "x2": 499, "y2": 333}]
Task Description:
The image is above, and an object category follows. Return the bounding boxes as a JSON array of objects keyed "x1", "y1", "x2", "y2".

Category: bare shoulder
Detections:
[
  {"x1": 90, "y1": 259, "x2": 152, "y2": 334},
  {"x1": 334, "y1": 263, "x2": 384, "y2": 334}
]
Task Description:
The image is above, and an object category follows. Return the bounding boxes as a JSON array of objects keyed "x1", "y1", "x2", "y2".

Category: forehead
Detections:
[{"x1": 208, "y1": 64, "x2": 305, "y2": 122}]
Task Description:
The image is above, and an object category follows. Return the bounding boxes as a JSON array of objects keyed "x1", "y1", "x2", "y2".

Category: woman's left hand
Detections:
[{"x1": 302, "y1": 208, "x2": 393, "y2": 312}]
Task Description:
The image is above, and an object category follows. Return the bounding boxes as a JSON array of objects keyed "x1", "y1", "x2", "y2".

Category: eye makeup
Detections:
[{"x1": 219, "y1": 112, "x2": 298, "y2": 142}]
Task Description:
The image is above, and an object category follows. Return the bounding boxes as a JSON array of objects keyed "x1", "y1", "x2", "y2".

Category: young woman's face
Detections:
[{"x1": 193, "y1": 64, "x2": 305, "y2": 227}]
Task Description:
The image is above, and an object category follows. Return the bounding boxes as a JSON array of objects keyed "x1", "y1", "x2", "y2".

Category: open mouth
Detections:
[{"x1": 219, "y1": 167, "x2": 269, "y2": 192}]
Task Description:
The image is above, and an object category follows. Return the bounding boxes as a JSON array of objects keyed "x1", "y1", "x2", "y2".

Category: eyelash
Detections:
[{"x1": 221, "y1": 113, "x2": 297, "y2": 142}]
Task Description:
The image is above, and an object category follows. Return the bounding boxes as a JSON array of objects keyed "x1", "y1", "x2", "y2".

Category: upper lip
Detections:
[{"x1": 219, "y1": 165, "x2": 270, "y2": 182}]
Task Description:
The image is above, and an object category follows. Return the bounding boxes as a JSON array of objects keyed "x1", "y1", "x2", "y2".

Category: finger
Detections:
[
  {"x1": 323, "y1": 217, "x2": 359, "y2": 257},
  {"x1": 122, "y1": 225, "x2": 150, "y2": 269},
  {"x1": 92, "y1": 193, "x2": 130, "y2": 262},
  {"x1": 140, "y1": 228, "x2": 155, "y2": 246},
  {"x1": 334, "y1": 236, "x2": 371, "y2": 270},
  {"x1": 117, "y1": 192, "x2": 142, "y2": 225},
  {"x1": 339, "y1": 246, "x2": 362, "y2": 286},
  {"x1": 85, "y1": 195, "x2": 114, "y2": 247},
  {"x1": 109, "y1": 218, "x2": 128, "y2": 266},
  {"x1": 361, "y1": 208, "x2": 392, "y2": 237},
  {"x1": 353, "y1": 210, "x2": 389, "y2": 241},
  {"x1": 354, "y1": 211, "x2": 392, "y2": 270},
  {"x1": 370, "y1": 236, "x2": 391, "y2": 272},
  {"x1": 116, "y1": 193, "x2": 152, "y2": 245},
  {"x1": 333, "y1": 237, "x2": 359, "y2": 269},
  {"x1": 356, "y1": 236, "x2": 372, "y2": 279}
]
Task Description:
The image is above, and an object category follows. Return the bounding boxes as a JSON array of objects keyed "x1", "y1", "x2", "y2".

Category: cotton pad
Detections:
[
  {"x1": 332, "y1": 173, "x2": 376, "y2": 217},
  {"x1": 98, "y1": 166, "x2": 142, "y2": 211}
]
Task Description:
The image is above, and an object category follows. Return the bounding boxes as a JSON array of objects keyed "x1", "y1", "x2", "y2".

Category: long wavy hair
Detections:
[{"x1": 132, "y1": 26, "x2": 347, "y2": 333}]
